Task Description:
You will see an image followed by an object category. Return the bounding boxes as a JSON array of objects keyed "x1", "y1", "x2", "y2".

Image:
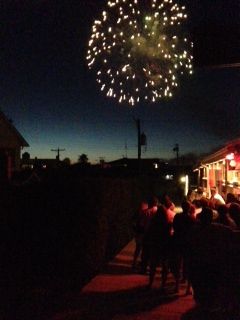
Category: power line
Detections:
[
  {"x1": 204, "y1": 62, "x2": 240, "y2": 70},
  {"x1": 51, "y1": 147, "x2": 65, "y2": 161}
]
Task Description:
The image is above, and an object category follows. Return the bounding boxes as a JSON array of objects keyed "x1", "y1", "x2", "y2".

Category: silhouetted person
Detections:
[
  {"x1": 140, "y1": 196, "x2": 158, "y2": 273},
  {"x1": 215, "y1": 204, "x2": 237, "y2": 230},
  {"x1": 195, "y1": 187, "x2": 204, "y2": 201},
  {"x1": 186, "y1": 188, "x2": 196, "y2": 203},
  {"x1": 146, "y1": 205, "x2": 171, "y2": 290},
  {"x1": 160, "y1": 194, "x2": 176, "y2": 224},
  {"x1": 188, "y1": 207, "x2": 235, "y2": 310},
  {"x1": 209, "y1": 186, "x2": 225, "y2": 209},
  {"x1": 229, "y1": 203, "x2": 240, "y2": 229},
  {"x1": 172, "y1": 200, "x2": 196, "y2": 293},
  {"x1": 132, "y1": 200, "x2": 148, "y2": 269},
  {"x1": 226, "y1": 192, "x2": 239, "y2": 205}
]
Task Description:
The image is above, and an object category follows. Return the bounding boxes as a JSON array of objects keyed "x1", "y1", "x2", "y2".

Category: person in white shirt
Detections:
[{"x1": 209, "y1": 186, "x2": 225, "y2": 209}]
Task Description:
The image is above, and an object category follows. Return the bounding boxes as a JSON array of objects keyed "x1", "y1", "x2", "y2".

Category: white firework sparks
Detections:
[{"x1": 86, "y1": 0, "x2": 193, "y2": 106}]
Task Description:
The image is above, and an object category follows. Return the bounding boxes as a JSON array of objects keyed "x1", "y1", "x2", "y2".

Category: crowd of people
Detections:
[{"x1": 132, "y1": 186, "x2": 240, "y2": 313}]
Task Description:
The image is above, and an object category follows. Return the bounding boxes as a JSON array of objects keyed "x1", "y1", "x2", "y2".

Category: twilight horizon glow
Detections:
[{"x1": 86, "y1": 0, "x2": 193, "y2": 106}]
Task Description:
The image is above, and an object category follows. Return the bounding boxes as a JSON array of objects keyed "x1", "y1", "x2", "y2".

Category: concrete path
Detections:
[{"x1": 51, "y1": 241, "x2": 196, "y2": 320}]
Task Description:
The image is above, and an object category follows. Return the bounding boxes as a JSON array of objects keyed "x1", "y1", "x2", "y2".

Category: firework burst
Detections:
[{"x1": 86, "y1": 0, "x2": 193, "y2": 106}]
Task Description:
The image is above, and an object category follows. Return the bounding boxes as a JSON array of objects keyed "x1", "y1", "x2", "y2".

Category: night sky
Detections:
[{"x1": 1, "y1": 0, "x2": 240, "y2": 163}]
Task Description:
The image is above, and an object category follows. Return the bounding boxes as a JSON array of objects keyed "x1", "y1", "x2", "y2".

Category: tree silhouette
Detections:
[
  {"x1": 78, "y1": 153, "x2": 89, "y2": 165},
  {"x1": 62, "y1": 157, "x2": 71, "y2": 166},
  {"x1": 22, "y1": 152, "x2": 30, "y2": 161}
]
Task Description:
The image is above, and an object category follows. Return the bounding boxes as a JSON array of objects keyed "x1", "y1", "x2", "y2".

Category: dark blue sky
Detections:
[{"x1": 1, "y1": 0, "x2": 240, "y2": 163}]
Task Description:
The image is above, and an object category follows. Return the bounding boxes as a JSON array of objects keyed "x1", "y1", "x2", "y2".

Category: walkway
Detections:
[{"x1": 52, "y1": 240, "x2": 196, "y2": 320}]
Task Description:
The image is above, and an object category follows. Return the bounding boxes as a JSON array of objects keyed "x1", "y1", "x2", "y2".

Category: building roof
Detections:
[
  {"x1": 201, "y1": 138, "x2": 240, "y2": 164},
  {"x1": 0, "y1": 110, "x2": 29, "y2": 147}
]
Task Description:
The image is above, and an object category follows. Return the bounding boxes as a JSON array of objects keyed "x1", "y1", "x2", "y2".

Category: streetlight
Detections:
[{"x1": 180, "y1": 175, "x2": 189, "y2": 196}]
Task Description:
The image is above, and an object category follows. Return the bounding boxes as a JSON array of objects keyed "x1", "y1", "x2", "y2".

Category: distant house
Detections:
[
  {"x1": 107, "y1": 158, "x2": 195, "y2": 187},
  {"x1": 108, "y1": 157, "x2": 164, "y2": 171},
  {"x1": 21, "y1": 157, "x2": 59, "y2": 170},
  {"x1": 0, "y1": 110, "x2": 29, "y2": 180},
  {"x1": 108, "y1": 157, "x2": 178, "y2": 177}
]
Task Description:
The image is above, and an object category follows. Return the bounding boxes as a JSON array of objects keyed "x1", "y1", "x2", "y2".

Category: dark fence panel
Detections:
[{"x1": 0, "y1": 176, "x2": 143, "y2": 292}]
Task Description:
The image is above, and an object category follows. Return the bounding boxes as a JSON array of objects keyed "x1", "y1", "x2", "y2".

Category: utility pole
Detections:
[
  {"x1": 173, "y1": 143, "x2": 179, "y2": 165},
  {"x1": 124, "y1": 140, "x2": 128, "y2": 158},
  {"x1": 134, "y1": 118, "x2": 147, "y2": 174},
  {"x1": 136, "y1": 119, "x2": 141, "y2": 162},
  {"x1": 51, "y1": 147, "x2": 65, "y2": 162},
  {"x1": 134, "y1": 118, "x2": 141, "y2": 174}
]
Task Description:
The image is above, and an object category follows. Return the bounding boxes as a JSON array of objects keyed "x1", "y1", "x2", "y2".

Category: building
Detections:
[
  {"x1": 107, "y1": 157, "x2": 193, "y2": 180},
  {"x1": 108, "y1": 157, "x2": 164, "y2": 172},
  {"x1": 195, "y1": 138, "x2": 240, "y2": 198},
  {"x1": 0, "y1": 110, "x2": 29, "y2": 180},
  {"x1": 21, "y1": 157, "x2": 60, "y2": 170}
]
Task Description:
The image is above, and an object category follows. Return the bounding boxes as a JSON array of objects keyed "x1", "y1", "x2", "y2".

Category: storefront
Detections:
[{"x1": 195, "y1": 139, "x2": 240, "y2": 199}]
